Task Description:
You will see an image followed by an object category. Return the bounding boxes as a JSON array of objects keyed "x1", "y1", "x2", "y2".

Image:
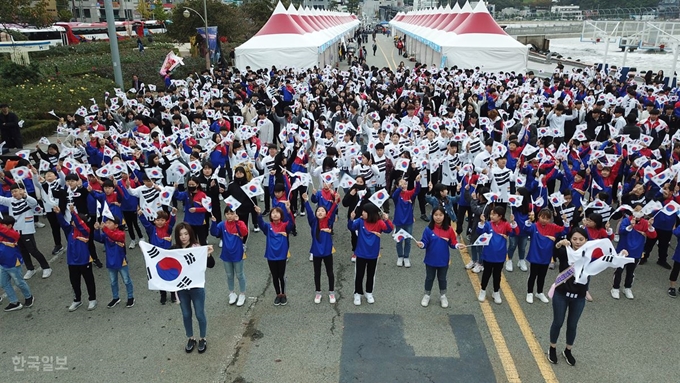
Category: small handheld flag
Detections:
[{"x1": 369, "y1": 188, "x2": 389, "y2": 208}]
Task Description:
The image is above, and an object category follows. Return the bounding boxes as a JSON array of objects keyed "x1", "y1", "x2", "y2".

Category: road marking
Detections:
[
  {"x1": 500, "y1": 276, "x2": 560, "y2": 383},
  {"x1": 459, "y1": 247, "x2": 522, "y2": 383},
  {"x1": 376, "y1": 37, "x2": 397, "y2": 71}
]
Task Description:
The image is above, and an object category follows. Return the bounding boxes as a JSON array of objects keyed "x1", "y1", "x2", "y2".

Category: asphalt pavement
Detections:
[{"x1": 2, "y1": 34, "x2": 680, "y2": 383}]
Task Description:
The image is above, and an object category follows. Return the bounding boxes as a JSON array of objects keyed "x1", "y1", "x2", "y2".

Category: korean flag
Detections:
[
  {"x1": 140, "y1": 241, "x2": 208, "y2": 292},
  {"x1": 369, "y1": 188, "x2": 389, "y2": 208}
]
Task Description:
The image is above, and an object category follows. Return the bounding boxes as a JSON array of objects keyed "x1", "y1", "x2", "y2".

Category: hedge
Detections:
[{"x1": 21, "y1": 120, "x2": 59, "y2": 144}]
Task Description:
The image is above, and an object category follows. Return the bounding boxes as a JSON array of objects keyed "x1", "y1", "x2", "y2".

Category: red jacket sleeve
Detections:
[
  {"x1": 0, "y1": 225, "x2": 20, "y2": 242},
  {"x1": 103, "y1": 227, "x2": 126, "y2": 243}
]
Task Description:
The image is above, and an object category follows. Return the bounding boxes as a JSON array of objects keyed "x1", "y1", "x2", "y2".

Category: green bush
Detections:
[
  {"x1": 21, "y1": 120, "x2": 58, "y2": 143},
  {"x1": 0, "y1": 61, "x2": 43, "y2": 87}
]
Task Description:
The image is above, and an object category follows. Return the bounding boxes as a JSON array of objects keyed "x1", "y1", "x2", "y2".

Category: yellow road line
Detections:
[
  {"x1": 459, "y1": 247, "x2": 522, "y2": 383},
  {"x1": 500, "y1": 277, "x2": 560, "y2": 383},
  {"x1": 377, "y1": 40, "x2": 394, "y2": 71}
]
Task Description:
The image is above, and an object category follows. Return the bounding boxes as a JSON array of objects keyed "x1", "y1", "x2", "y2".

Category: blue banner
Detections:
[{"x1": 196, "y1": 26, "x2": 218, "y2": 59}]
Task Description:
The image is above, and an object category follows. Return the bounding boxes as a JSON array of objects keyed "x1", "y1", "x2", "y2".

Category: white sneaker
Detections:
[
  {"x1": 309, "y1": 253, "x2": 314, "y2": 261},
  {"x1": 365, "y1": 292, "x2": 375, "y2": 304},
  {"x1": 526, "y1": 293, "x2": 534, "y2": 304},
  {"x1": 68, "y1": 301, "x2": 82, "y2": 312},
  {"x1": 518, "y1": 260, "x2": 528, "y2": 272},
  {"x1": 253, "y1": 227, "x2": 261, "y2": 233},
  {"x1": 87, "y1": 300, "x2": 97, "y2": 310},
  {"x1": 351, "y1": 255, "x2": 356, "y2": 263},
  {"x1": 421, "y1": 294, "x2": 430, "y2": 307},
  {"x1": 472, "y1": 263, "x2": 483, "y2": 273},
  {"x1": 614, "y1": 234, "x2": 620, "y2": 242},
  {"x1": 397, "y1": 257, "x2": 404, "y2": 267},
  {"x1": 536, "y1": 293, "x2": 550, "y2": 303},
  {"x1": 228, "y1": 292, "x2": 238, "y2": 305},
  {"x1": 353, "y1": 293, "x2": 361, "y2": 306},
  {"x1": 464, "y1": 260, "x2": 475, "y2": 269},
  {"x1": 478, "y1": 289, "x2": 487, "y2": 302},
  {"x1": 236, "y1": 294, "x2": 246, "y2": 307},
  {"x1": 41, "y1": 268, "x2": 52, "y2": 279},
  {"x1": 128, "y1": 240, "x2": 136, "y2": 249},
  {"x1": 35, "y1": 222, "x2": 46, "y2": 228},
  {"x1": 611, "y1": 288, "x2": 620, "y2": 299},
  {"x1": 329, "y1": 292, "x2": 336, "y2": 304},
  {"x1": 440, "y1": 295, "x2": 449, "y2": 308},
  {"x1": 492, "y1": 291, "x2": 502, "y2": 304},
  {"x1": 314, "y1": 292, "x2": 322, "y2": 304},
  {"x1": 404, "y1": 258, "x2": 411, "y2": 268},
  {"x1": 24, "y1": 270, "x2": 37, "y2": 280},
  {"x1": 624, "y1": 288, "x2": 634, "y2": 300},
  {"x1": 219, "y1": 240, "x2": 223, "y2": 248},
  {"x1": 300, "y1": 210, "x2": 306, "y2": 216},
  {"x1": 505, "y1": 260, "x2": 513, "y2": 272},
  {"x1": 259, "y1": 196, "x2": 264, "y2": 202}
]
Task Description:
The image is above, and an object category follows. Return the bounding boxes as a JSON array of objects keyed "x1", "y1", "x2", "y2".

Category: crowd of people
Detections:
[{"x1": 1, "y1": 57, "x2": 680, "y2": 362}]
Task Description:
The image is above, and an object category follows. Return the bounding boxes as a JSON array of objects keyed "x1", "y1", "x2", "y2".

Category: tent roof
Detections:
[
  {"x1": 453, "y1": 1, "x2": 507, "y2": 35},
  {"x1": 255, "y1": 2, "x2": 306, "y2": 36}
]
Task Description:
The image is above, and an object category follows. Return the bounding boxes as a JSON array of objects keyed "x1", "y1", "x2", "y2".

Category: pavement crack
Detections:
[{"x1": 330, "y1": 260, "x2": 347, "y2": 335}]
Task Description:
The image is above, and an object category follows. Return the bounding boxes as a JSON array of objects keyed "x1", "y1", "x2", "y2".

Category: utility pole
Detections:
[{"x1": 104, "y1": 0, "x2": 124, "y2": 88}]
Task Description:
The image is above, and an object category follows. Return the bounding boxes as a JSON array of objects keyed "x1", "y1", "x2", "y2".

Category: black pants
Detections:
[
  {"x1": 122, "y1": 211, "x2": 144, "y2": 241},
  {"x1": 19, "y1": 234, "x2": 50, "y2": 271},
  {"x1": 527, "y1": 263, "x2": 550, "y2": 294},
  {"x1": 313, "y1": 255, "x2": 335, "y2": 291},
  {"x1": 417, "y1": 187, "x2": 428, "y2": 216},
  {"x1": 87, "y1": 216, "x2": 100, "y2": 262},
  {"x1": 45, "y1": 212, "x2": 63, "y2": 248},
  {"x1": 670, "y1": 261, "x2": 680, "y2": 282},
  {"x1": 268, "y1": 260, "x2": 287, "y2": 295},
  {"x1": 264, "y1": 188, "x2": 271, "y2": 212},
  {"x1": 613, "y1": 259, "x2": 639, "y2": 289},
  {"x1": 481, "y1": 261, "x2": 503, "y2": 292},
  {"x1": 2, "y1": 125, "x2": 22, "y2": 149},
  {"x1": 236, "y1": 210, "x2": 253, "y2": 244},
  {"x1": 191, "y1": 224, "x2": 208, "y2": 246},
  {"x1": 354, "y1": 257, "x2": 377, "y2": 294},
  {"x1": 644, "y1": 228, "x2": 672, "y2": 262},
  {"x1": 290, "y1": 186, "x2": 306, "y2": 214},
  {"x1": 457, "y1": 204, "x2": 472, "y2": 235},
  {"x1": 68, "y1": 263, "x2": 96, "y2": 302},
  {"x1": 351, "y1": 228, "x2": 358, "y2": 252},
  {"x1": 160, "y1": 291, "x2": 177, "y2": 301}
]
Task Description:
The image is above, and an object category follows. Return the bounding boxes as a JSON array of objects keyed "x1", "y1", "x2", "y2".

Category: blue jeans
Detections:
[
  {"x1": 0, "y1": 265, "x2": 32, "y2": 303},
  {"x1": 178, "y1": 288, "x2": 207, "y2": 338},
  {"x1": 223, "y1": 260, "x2": 246, "y2": 292},
  {"x1": 469, "y1": 244, "x2": 481, "y2": 263},
  {"x1": 108, "y1": 266, "x2": 134, "y2": 300},
  {"x1": 507, "y1": 235, "x2": 528, "y2": 260},
  {"x1": 424, "y1": 265, "x2": 448, "y2": 294},
  {"x1": 549, "y1": 291, "x2": 586, "y2": 345},
  {"x1": 395, "y1": 224, "x2": 413, "y2": 258}
]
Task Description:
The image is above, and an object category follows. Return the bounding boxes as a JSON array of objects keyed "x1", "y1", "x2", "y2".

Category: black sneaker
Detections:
[
  {"x1": 171, "y1": 295, "x2": 177, "y2": 304},
  {"x1": 107, "y1": 298, "x2": 121, "y2": 308},
  {"x1": 657, "y1": 261, "x2": 672, "y2": 270},
  {"x1": 52, "y1": 245, "x2": 64, "y2": 255},
  {"x1": 262, "y1": 210, "x2": 270, "y2": 216},
  {"x1": 669, "y1": 288, "x2": 677, "y2": 298},
  {"x1": 185, "y1": 338, "x2": 197, "y2": 353},
  {"x1": 639, "y1": 257, "x2": 648, "y2": 265},
  {"x1": 197, "y1": 339, "x2": 207, "y2": 353},
  {"x1": 274, "y1": 295, "x2": 281, "y2": 306},
  {"x1": 24, "y1": 296, "x2": 34, "y2": 308},
  {"x1": 93, "y1": 259, "x2": 103, "y2": 268},
  {"x1": 126, "y1": 298, "x2": 135, "y2": 308},
  {"x1": 547, "y1": 347, "x2": 557, "y2": 364},
  {"x1": 291, "y1": 230, "x2": 298, "y2": 237},
  {"x1": 4, "y1": 302, "x2": 23, "y2": 312},
  {"x1": 420, "y1": 214, "x2": 430, "y2": 222},
  {"x1": 280, "y1": 294, "x2": 288, "y2": 306},
  {"x1": 160, "y1": 295, "x2": 167, "y2": 305},
  {"x1": 563, "y1": 349, "x2": 576, "y2": 366}
]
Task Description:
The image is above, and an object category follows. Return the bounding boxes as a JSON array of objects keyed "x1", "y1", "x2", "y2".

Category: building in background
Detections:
[
  {"x1": 550, "y1": 5, "x2": 582, "y2": 20},
  {"x1": 659, "y1": 0, "x2": 680, "y2": 19}
]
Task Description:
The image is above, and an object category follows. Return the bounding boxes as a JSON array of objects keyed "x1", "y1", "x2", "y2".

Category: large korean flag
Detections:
[{"x1": 140, "y1": 241, "x2": 208, "y2": 292}]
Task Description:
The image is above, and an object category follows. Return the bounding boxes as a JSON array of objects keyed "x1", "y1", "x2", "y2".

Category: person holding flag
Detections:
[
  {"x1": 348, "y1": 203, "x2": 394, "y2": 306},
  {"x1": 476, "y1": 206, "x2": 518, "y2": 304},
  {"x1": 302, "y1": 192, "x2": 339, "y2": 304},
  {"x1": 254, "y1": 205, "x2": 294, "y2": 306},
  {"x1": 613, "y1": 203, "x2": 656, "y2": 300},
  {"x1": 139, "y1": 209, "x2": 178, "y2": 305},
  {"x1": 224, "y1": 166, "x2": 260, "y2": 235},
  {"x1": 525, "y1": 209, "x2": 569, "y2": 304},
  {"x1": 210, "y1": 207, "x2": 248, "y2": 307},
  {"x1": 392, "y1": 175, "x2": 421, "y2": 268},
  {"x1": 174, "y1": 177, "x2": 210, "y2": 245},
  {"x1": 641, "y1": 185, "x2": 677, "y2": 269},
  {"x1": 416, "y1": 207, "x2": 465, "y2": 308},
  {"x1": 93, "y1": 216, "x2": 135, "y2": 309},
  {"x1": 342, "y1": 176, "x2": 372, "y2": 263}
]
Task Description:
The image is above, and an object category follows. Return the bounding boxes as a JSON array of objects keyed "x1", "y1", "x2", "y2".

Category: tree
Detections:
[
  {"x1": 136, "y1": 1, "x2": 152, "y2": 20},
  {"x1": 0, "y1": 0, "x2": 53, "y2": 27},
  {"x1": 166, "y1": 0, "x2": 256, "y2": 46},
  {"x1": 240, "y1": 0, "x2": 275, "y2": 30},
  {"x1": 346, "y1": 0, "x2": 360, "y2": 14},
  {"x1": 151, "y1": 0, "x2": 167, "y2": 21}
]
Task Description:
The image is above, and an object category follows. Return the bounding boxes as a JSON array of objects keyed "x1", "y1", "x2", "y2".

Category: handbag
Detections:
[{"x1": 207, "y1": 254, "x2": 215, "y2": 268}]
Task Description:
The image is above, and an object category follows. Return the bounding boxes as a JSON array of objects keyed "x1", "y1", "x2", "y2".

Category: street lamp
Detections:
[{"x1": 183, "y1": 4, "x2": 211, "y2": 70}]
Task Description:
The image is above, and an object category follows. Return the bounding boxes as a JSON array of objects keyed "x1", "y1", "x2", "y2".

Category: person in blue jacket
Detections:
[
  {"x1": 667, "y1": 223, "x2": 680, "y2": 297},
  {"x1": 392, "y1": 175, "x2": 421, "y2": 268},
  {"x1": 174, "y1": 177, "x2": 210, "y2": 245},
  {"x1": 255, "y1": 205, "x2": 293, "y2": 306},
  {"x1": 507, "y1": 187, "x2": 533, "y2": 273},
  {"x1": 139, "y1": 208, "x2": 178, "y2": 304},
  {"x1": 93, "y1": 216, "x2": 134, "y2": 309},
  {"x1": 525, "y1": 209, "x2": 569, "y2": 304},
  {"x1": 613, "y1": 204, "x2": 656, "y2": 300},
  {"x1": 0, "y1": 216, "x2": 33, "y2": 312},
  {"x1": 302, "y1": 193, "x2": 338, "y2": 304},
  {"x1": 210, "y1": 208, "x2": 248, "y2": 307},
  {"x1": 477, "y1": 206, "x2": 518, "y2": 305},
  {"x1": 347, "y1": 202, "x2": 394, "y2": 306},
  {"x1": 56, "y1": 205, "x2": 97, "y2": 312},
  {"x1": 416, "y1": 207, "x2": 465, "y2": 309}
]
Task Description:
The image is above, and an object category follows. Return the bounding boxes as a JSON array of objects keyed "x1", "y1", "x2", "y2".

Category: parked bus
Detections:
[
  {"x1": 55, "y1": 20, "x2": 166, "y2": 45},
  {"x1": 0, "y1": 24, "x2": 68, "y2": 47}
]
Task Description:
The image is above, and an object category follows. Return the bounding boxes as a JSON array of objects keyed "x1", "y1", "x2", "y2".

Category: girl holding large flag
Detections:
[{"x1": 549, "y1": 227, "x2": 589, "y2": 366}]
